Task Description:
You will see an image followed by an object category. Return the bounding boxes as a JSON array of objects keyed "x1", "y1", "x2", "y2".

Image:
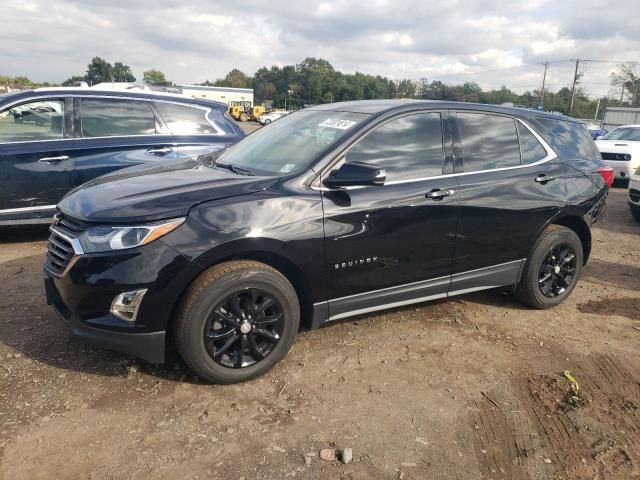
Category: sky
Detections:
[{"x1": 1, "y1": 0, "x2": 638, "y2": 97}]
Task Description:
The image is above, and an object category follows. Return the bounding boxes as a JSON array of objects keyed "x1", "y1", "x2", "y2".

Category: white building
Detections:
[{"x1": 180, "y1": 85, "x2": 254, "y2": 106}]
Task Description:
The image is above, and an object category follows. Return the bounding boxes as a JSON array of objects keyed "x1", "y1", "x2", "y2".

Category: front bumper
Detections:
[
  {"x1": 602, "y1": 160, "x2": 636, "y2": 180},
  {"x1": 629, "y1": 179, "x2": 640, "y2": 206},
  {"x1": 44, "y1": 239, "x2": 203, "y2": 363},
  {"x1": 45, "y1": 273, "x2": 166, "y2": 363}
]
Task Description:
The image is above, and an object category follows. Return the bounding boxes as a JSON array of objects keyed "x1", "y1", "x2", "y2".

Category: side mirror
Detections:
[{"x1": 323, "y1": 162, "x2": 386, "y2": 188}]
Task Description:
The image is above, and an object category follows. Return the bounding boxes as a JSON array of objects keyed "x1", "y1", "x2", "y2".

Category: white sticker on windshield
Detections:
[
  {"x1": 318, "y1": 118, "x2": 357, "y2": 130},
  {"x1": 280, "y1": 163, "x2": 295, "y2": 173}
]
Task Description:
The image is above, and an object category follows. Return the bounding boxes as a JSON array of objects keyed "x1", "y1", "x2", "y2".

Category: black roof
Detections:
[
  {"x1": 0, "y1": 88, "x2": 227, "y2": 110},
  {"x1": 309, "y1": 99, "x2": 573, "y2": 122}
]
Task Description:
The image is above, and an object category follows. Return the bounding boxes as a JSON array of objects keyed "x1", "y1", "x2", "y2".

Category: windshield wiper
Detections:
[{"x1": 214, "y1": 162, "x2": 254, "y2": 176}]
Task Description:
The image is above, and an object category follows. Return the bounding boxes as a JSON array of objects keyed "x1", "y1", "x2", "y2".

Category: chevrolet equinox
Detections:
[{"x1": 44, "y1": 100, "x2": 612, "y2": 384}]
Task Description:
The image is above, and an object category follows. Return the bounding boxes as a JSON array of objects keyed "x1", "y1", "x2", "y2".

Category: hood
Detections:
[{"x1": 58, "y1": 158, "x2": 278, "y2": 223}]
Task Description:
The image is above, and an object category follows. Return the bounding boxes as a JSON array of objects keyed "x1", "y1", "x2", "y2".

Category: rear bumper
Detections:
[{"x1": 45, "y1": 271, "x2": 166, "y2": 363}]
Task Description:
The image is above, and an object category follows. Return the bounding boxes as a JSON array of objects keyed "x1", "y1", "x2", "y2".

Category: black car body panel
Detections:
[
  {"x1": 0, "y1": 88, "x2": 244, "y2": 225},
  {"x1": 44, "y1": 100, "x2": 609, "y2": 364},
  {"x1": 58, "y1": 158, "x2": 279, "y2": 223}
]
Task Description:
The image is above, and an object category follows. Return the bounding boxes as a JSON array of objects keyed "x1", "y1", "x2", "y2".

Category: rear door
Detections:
[
  {"x1": 69, "y1": 96, "x2": 180, "y2": 187},
  {"x1": 0, "y1": 97, "x2": 73, "y2": 218},
  {"x1": 321, "y1": 110, "x2": 459, "y2": 318},
  {"x1": 451, "y1": 111, "x2": 566, "y2": 292}
]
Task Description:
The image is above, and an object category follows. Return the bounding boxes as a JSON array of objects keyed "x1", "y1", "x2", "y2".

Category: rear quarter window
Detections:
[{"x1": 535, "y1": 117, "x2": 600, "y2": 160}]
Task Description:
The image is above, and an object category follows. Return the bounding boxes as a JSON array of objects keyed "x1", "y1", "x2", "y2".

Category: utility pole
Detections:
[
  {"x1": 569, "y1": 59, "x2": 580, "y2": 116},
  {"x1": 620, "y1": 84, "x2": 625, "y2": 103},
  {"x1": 540, "y1": 61, "x2": 549, "y2": 106}
]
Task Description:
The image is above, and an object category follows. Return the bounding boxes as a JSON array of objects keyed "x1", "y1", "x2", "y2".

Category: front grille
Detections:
[
  {"x1": 46, "y1": 230, "x2": 75, "y2": 276},
  {"x1": 44, "y1": 212, "x2": 89, "y2": 276},
  {"x1": 601, "y1": 152, "x2": 631, "y2": 161},
  {"x1": 630, "y1": 188, "x2": 640, "y2": 203}
]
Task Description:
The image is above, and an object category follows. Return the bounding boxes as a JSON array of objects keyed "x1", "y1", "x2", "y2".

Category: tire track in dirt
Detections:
[
  {"x1": 470, "y1": 387, "x2": 535, "y2": 479},
  {"x1": 471, "y1": 354, "x2": 640, "y2": 479}
]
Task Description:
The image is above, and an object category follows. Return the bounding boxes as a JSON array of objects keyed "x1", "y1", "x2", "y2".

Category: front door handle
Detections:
[
  {"x1": 535, "y1": 174, "x2": 556, "y2": 183},
  {"x1": 426, "y1": 188, "x2": 455, "y2": 200},
  {"x1": 147, "y1": 147, "x2": 173, "y2": 155},
  {"x1": 38, "y1": 155, "x2": 69, "y2": 164}
]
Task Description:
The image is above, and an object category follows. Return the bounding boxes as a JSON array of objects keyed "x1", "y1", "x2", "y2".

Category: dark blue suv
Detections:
[{"x1": 0, "y1": 88, "x2": 244, "y2": 225}]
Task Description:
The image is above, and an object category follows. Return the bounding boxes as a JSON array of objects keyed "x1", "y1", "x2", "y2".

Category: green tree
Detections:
[
  {"x1": 85, "y1": 57, "x2": 113, "y2": 85},
  {"x1": 610, "y1": 62, "x2": 640, "y2": 107},
  {"x1": 214, "y1": 69, "x2": 252, "y2": 88},
  {"x1": 143, "y1": 69, "x2": 171, "y2": 86},
  {"x1": 62, "y1": 75, "x2": 86, "y2": 86},
  {"x1": 112, "y1": 62, "x2": 136, "y2": 82}
]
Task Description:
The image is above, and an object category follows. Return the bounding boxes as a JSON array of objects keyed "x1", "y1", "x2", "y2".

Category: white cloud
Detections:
[{"x1": 0, "y1": 0, "x2": 638, "y2": 97}]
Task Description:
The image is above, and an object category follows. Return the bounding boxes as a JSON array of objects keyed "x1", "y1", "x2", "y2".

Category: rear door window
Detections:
[
  {"x1": 457, "y1": 112, "x2": 521, "y2": 172},
  {"x1": 517, "y1": 122, "x2": 548, "y2": 164},
  {"x1": 0, "y1": 99, "x2": 64, "y2": 142},
  {"x1": 154, "y1": 102, "x2": 218, "y2": 135},
  {"x1": 80, "y1": 98, "x2": 157, "y2": 137}
]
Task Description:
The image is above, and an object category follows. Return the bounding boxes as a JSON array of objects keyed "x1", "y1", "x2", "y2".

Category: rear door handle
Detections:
[
  {"x1": 147, "y1": 147, "x2": 173, "y2": 155},
  {"x1": 535, "y1": 174, "x2": 556, "y2": 183},
  {"x1": 426, "y1": 188, "x2": 455, "y2": 200},
  {"x1": 38, "y1": 155, "x2": 69, "y2": 164}
]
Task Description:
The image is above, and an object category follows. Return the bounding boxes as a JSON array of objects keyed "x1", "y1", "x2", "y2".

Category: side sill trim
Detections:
[
  {"x1": 329, "y1": 292, "x2": 448, "y2": 321},
  {"x1": 314, "y1": 259, "x2": 526, "y2": 327}
]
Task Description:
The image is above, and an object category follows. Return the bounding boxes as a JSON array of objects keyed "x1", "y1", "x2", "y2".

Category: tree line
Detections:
[{"x1": 3, "y1": 57, "x2": 639, "y2": 120}]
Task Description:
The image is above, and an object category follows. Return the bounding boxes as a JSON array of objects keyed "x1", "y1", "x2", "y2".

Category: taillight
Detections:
[{"x1": 598, "y1": 166, "x2": 614, "y2": 188}]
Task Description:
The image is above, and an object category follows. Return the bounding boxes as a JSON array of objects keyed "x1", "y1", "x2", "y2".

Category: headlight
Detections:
[{"x1": 78, "y1": 218, "x2": 185, "y2": 253}]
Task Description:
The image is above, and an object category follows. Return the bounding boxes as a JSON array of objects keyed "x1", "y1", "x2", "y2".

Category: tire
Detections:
[
  {"x1": 174, "y1": 260, "x2": 299, "y2": 384},
  {"x1": 631, "y1": 204, "x2": 640, "y2": 222},
  {"x1": 264, "y1": 119, "x2": 271, "y2": 125},
  {"x1": 515, "y1": 225, "x2": 583, "y2": 309},
  {"x1": 239, "y1": 113, "x2": 249, "y2": 122}
]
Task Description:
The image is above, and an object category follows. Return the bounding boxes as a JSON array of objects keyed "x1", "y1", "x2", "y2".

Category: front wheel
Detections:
[
  {"x1": 264, "y1": 119, "x2": 271, "y2": 124},
  {"x1": 515, "y1": 225, "x2": 583, "y2": 309},
  {"x1": 631, "y1": 203, "x2": 640, "y2": 222},
  {"x1": 175, "y1": 261, "x2": 300, "y2": 384}
]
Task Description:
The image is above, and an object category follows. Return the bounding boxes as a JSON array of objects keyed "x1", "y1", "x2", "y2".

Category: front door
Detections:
[
  {"x1": 0, "y1": 97, "x2": 72, "y2": 220},
  {"x1": 321, "y1": 111, "x2": 459, "y2": 319}
]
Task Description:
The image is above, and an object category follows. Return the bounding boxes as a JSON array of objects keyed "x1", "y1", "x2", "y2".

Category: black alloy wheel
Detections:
[
  {"x1": 515, "y1": 224, "x2": 583, "y2": 309},
  {"x1": 175, "y1": 260, "x2": 300, "y2": 384},
  {"x1": 537, "y1": 244, "x2": 577, "y2": 298},
  {"x1": 204, "y1": 288, "x2": 284, "y2": 368}
]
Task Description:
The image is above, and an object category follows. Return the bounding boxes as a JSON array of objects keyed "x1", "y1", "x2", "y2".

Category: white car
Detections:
[
  {"x1": 595, "y1": 125, "x2": 640, "y2": 182},
  {"x1": 629, "y1": 167, "x2": 640, "y2": 221},
  {"x1": 258, "y1": 111, "x2": 290, "y2": 125}
]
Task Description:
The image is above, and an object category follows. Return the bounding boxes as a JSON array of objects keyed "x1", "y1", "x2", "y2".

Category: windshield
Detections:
[
  {"x1": 212, "y1": 110, "x2": 369, "y2": 175},
  {"x1": 602, "y1": 127, "x2": 640, "y2": 141}
]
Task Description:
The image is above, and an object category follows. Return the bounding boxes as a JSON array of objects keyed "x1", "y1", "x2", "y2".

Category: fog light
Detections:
[{"x1": 110, "y1": 289, "x2": 148, "y2": 323}]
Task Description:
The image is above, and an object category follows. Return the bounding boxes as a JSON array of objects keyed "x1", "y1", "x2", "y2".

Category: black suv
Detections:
[
  {"x1": 0, "y1": 88, "x2": 244, "y2": 225},
  {"x1": 44, "y1": 100, "x2": 611, "y2": 384}
]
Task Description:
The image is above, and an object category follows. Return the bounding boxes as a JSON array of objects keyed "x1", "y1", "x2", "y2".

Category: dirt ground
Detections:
[{"x1": 0, "y1": 187, "x2": 639, "y2": 480}]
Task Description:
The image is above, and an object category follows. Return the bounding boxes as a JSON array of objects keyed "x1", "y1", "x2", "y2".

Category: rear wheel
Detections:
[
  {"x1": 631, "y1": 204, "x2": 640, "y2": 222},
  {"x1": 516, "y1": 225, "x2": 583, "y2": 309},
  {"x1": 175, "y1": 261, "x2": 300, "y2": 384},
  {"x1": 239, "y1": 112, "x2": 249, "y2": 122}
]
